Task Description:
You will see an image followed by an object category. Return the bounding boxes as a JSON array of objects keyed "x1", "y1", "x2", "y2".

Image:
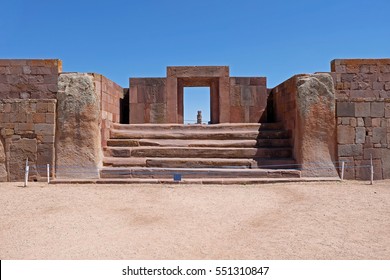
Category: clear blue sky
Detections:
[{"x1": 1, "y1": 0, "x2": 389, "y2": 122}]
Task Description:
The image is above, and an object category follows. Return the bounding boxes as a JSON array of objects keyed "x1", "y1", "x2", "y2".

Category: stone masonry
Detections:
[
  {"x1": 0, "y1": 99, "x2": 56, "y2": 181},
  {"x1": 332, "y1": 59, "x2": 390, "y2": 180}
]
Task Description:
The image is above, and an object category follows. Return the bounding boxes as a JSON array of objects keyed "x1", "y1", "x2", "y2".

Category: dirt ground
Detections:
[{"x1": 0, "y1": 180, "x2": 389, "y2": 260}]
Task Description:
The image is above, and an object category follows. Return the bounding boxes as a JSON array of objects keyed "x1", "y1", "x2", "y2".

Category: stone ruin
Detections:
[{"x1": 0, "y1": 59, "x2": 390, "y2": 182}]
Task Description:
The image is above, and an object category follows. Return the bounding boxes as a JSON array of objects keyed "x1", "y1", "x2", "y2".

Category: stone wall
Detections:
[
  {"x1": 332, "y1": 59, "x2": 390, "y2": 179},
  {"x1": 0, "y1": 59, "x2": 61, "y2": 99},
  {"x1": 0, "y1": 99, "x2": 56, "y2": 181},
  {"x1": 229, "y1": 77, "x2": 267, "y2": 122},
  {"x1": 129, "y1": 67, "x2": 268, "y2": 124},
  {"x1": 93, "y1": 74, "x2": 124, "y2": 147},
  {"x1": 129, "y1": 78, "x2": 167, "y2": 124}
]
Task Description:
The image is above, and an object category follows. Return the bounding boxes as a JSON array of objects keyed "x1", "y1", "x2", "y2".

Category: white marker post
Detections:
[
  {"x1": 47, "y1": 164, "x2": 50, "y2": 184},
  {"x1": 341, "y1": 161, "x2": 345, "y2": 181},
  {"x1": 370, "y1": 154, "x2": 374, "y2": 185},
  {"x1": 24, "y1": 158, "x2": 29, "y2": 187}
]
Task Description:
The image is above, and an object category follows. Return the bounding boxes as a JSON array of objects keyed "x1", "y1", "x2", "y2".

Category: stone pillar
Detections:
[
  {"x1": 295, "y1": 74, "x2": 338, "y2": 177},
  {"x1": 166, "y1": 77, "x2": 178, "y2": 123},
  {"x1": 56, "y1": 73, "x2": 102, "y2": 179}
]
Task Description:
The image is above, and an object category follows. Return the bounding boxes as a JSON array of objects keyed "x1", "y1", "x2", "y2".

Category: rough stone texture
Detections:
[
  {"x1": 229, "y1": 77, "x2": 268, "y2": 122},
  {"x1": 271, "y1": 74, "x2": 338, "y2": 177},
  {"x1": 0, "y1": 59, "x2": 61, "y2": 99},
  {"x1": 332, "y1": 59, "x2": 390, "y2": 179},
  {"x1": 295, "y1": 74, "x2": 338, "y2": 177},
  {"x1": 93, "y1": 74, "x2": 123, "y2": 147},
  {"x1": 0, "y1": 136, "x2": 6, "y2": 181},
  {"x1": 56, "y1": 73, "x2": 102, "y2": 178},
  {"x1": 0, "y1": 99, "x2": 56, "y2": 181}
]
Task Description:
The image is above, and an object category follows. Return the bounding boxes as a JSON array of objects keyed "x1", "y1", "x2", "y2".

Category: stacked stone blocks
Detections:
[
  {"x1": 332, "y1": 59, "x2": 390, "y2": 179},
  {"x1": 93, "y1": 74, "x2": 124, "y2": 147},
  {"x1": 0, "y1": 99, "x2": 56, "y2": 181},
  {"x1": 0, "y1": 59, "x2": 61, "y2": 99}
]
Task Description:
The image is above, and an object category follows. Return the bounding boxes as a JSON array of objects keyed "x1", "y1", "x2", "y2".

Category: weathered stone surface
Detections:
[
  {"x1": 337, "y1": 126, "x2": 355, "y2": 144},
  {"x1": 9, "y1": 138, "x2": 38, "y2": 181},
  {"x1": 337, "y1": 102, "x2": 355, "y2": 117},
  {"x1": 295, "y1": 74, "x2": 338, "y2": 177},
  {"x1": 355, "y1": 102, "x2": 370, "y2": 117},
  {"x1": 355, "y1": 127, "x2": 366, "y2": 144},
  {"x1": 0, "y1": 137, "x2": 7, "y2": 181},
  {"x1": 56, "y1": 73, "x2": 102, "y2": 178},
  {"x1": 371, "y1": 102, "x2": 384, "y2": 117},
  {"x1": 338, "y1": 144, "x2": 363, "y2": 157},
  {"x1": 381, "y1": 149, "x2": 390, "y2": 179},
  {"x1": 372, "y1": 127, "x2": 387, "y2": 144}
]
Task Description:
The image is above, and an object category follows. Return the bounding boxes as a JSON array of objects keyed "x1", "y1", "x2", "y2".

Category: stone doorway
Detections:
[
  {"x1": 176, "y1": 76, "x2": 220, "y2": 124},
  {"x1": 183, "y1": 87, "x2": 211, "y2": 124}
]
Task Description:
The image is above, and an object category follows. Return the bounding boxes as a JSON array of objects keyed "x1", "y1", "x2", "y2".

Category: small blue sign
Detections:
[{"x1": 173, "y1": 173, "x2": 182, "y2": 181}]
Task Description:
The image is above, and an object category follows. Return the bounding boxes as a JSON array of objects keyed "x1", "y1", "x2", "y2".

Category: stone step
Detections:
[
  {"x1": 100, "y1": 167, "x2": 301, "y2": 179},
  {"x1": 255, "y1": 159, "x2": 298, "y2": 169},
  {"x1": 110, "y1": 129, "x2": 289, "y2": 140},
  {"x1": 106, "y1": 138, "x2": 291, "y2": 148},
  {"x1": 105, "y1": 147, "x2": 292, "y2": 159},
  {"x1": 51, "y1": 177, "x2": 341, "y2": 185},
  {"x1": 113, "y1": 122, "x2": 284, "y2": 131},
  {"x1": 103, "y1": 157, "x2": 255, "y2": 168},
  {"x1": 103, "y1": 157, "x2": 297, "y2": 169}
]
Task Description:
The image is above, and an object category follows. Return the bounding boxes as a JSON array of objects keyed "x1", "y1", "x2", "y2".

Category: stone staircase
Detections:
[{"x1": 100, "y1": 123, "x2": 301, "y2": 181}]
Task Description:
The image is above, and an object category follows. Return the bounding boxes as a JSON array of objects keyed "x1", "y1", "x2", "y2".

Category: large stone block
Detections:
[
  {"x1": 354, "y1": 102, "x2": 370, "y2": 117},
  {"x1": 295, "y1": 74, "x2": 338, "y2": 177},
  {"x1": 355, "y1": 127, "x2": 366, "y2": 144},
  {"x1": 372, "y1": 127, "x2": 387, "y2": 143},
  {"x1": 338, "y1": 144, "x2": 363, "y2": 157},
  {"x1": 56, "y1": 73, "x2": 102, "y2": 179},
  {"x1": 355, "y1": 159, "x2": 382, "y2": 180},
  {"x1": 337, "y1": 102, "x2": 355, "y2": 117},
  {"x1": 9, "y1": 138, "x2": 37, "y2": 181},
  {"x1": 337, "y1": 126, "x2": 355, "y2": 144},
  {"x1": 371, "y1": 102, "x2": 385, "y2": 117}
]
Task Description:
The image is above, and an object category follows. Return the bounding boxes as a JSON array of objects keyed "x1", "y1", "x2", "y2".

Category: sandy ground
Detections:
[{"x1": 0, "y1": 180, "x2": 389, "y2": 260}]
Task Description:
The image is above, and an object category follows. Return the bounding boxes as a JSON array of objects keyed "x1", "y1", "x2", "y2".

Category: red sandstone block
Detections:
[
  {"x1": 0, "y1": 113, "x2": 7, "y2": 123},
  {"x1": 337, "y1": 125, "x2": 355, "y2": 144},
  {"x1": 27, "y1": 75, "x2": 44, "y2": 84},
  {"x1": 350, "y1": 90, "x2": 379, "y2": 99},
  {"x1": 130, "y1": 103, "x2": 145, "y2": 124},
  {"x1": 380, "y1": 65, "x2": 390, "y2": 73},
  {"x1": 230, "y1": 106, "x2": 245, "y2": 123},
  {"x1": 378, "y1": 73, "x2": 390, "y2": 82},
  {"x1": 43, "y1": 75, "x2": 58, "y2": 84},
  {"x1": 45, "y1": 113, "x2": 55, "y2": 124},
  {"x1": 355, "y1": 159, "x2": 382, "y2": 180},
  {"x1": 30, "y1": 67, "x2": 52, "y2": 75},
  {"x1": 250, "y1": 77, "x2": 266, "y2": 86},
  {"x1": 0, "y1": 83, "x2": 11, "y2": 93},
  {"x1": 36, "y1": 103, "x2": 47, "y2": 113},
  {"x1": 47, "y1": 84, "x2": 57, "y2": 93},
  {"x1": 34, "y1": 123, "x2": 54, "y2": 136},
  {"x1": 47, "y1": 102, "x2": 55, "y2": 113},
  {"x1": 15, "y1": 123, "x2": 34, "y2": 132},
  {"x1": 33, "y1": 113, "x2": 46, "y2": 123}
]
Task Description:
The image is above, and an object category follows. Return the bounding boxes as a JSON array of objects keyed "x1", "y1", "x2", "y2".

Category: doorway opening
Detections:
[{"x1": 183, "y1": 87, "x2": 210, "y2": 124}]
